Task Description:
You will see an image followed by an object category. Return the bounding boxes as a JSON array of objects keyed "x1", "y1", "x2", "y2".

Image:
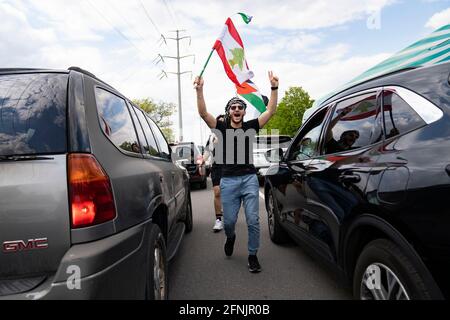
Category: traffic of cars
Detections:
[{"x1": 1, "y1": 59, "x2": 450, "y2": 301}]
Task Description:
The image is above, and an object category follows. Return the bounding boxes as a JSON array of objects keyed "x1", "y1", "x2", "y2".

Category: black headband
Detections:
[{"x1": 225, "y1": 97, "x2": 247, "y2": 113}]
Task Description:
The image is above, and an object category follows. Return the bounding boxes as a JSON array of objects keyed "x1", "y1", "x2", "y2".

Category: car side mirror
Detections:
[{"x1": 265, "y1": 148, "x2": 283, "y2": 163}]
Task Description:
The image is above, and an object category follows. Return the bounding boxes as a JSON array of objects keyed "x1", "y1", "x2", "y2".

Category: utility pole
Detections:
[{"x1": 156, "y1": 30, "x2": 194, "y2": 142}]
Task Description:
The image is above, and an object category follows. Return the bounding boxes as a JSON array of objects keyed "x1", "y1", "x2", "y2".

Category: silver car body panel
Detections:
[{"x1": 0, "y1": 155, "x2": 71, "y2": 279}]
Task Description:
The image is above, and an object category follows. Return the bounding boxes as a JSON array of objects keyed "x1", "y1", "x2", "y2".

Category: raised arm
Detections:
[
  {"x1": 194, "y1": 76, "x2": 217, "y2": 129},
  {"x1": 258, "y1": 71, "x2": 279, "y2": 128}
]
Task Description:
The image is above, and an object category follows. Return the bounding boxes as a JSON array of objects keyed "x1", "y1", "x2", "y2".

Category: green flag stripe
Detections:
[
  {"x1": 436, "y1": 24, "x2": 450, "y2": 32},
  {"x1": 241, "y1": 93, "x2": 266, "y2": 113},
  {"x1": 351, "y1": 42, "x2": 450, "y2": 83},
  {"x1": 438, "y1": 54, "x2": 450, "y2": 63},
  {"x1": 356, "y1": 38, "x2": 450, "y2": 78},
  {"x1": 409, "y1": 47, "x2": 450, "y2": 67},
  {"x1": 403, "y1": 32, "x2": 450, "y2": 51}
]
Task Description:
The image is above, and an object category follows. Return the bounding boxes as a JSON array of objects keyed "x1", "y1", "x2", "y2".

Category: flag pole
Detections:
[{"x1": 199, "y1": 48, "x2": 215, "y2": 78}]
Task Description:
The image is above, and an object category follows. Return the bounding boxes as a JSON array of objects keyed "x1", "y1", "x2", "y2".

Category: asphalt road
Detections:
[{"x1": 168, "y1": 179, "x2": 352, "y2": 300}]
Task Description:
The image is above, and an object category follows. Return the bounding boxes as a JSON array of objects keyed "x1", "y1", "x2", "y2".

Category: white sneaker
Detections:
[{"x1": 213, "y1": 218, "x2": 224, "y2": 232}]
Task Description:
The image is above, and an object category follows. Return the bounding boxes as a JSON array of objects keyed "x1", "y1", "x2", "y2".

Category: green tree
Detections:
[
  {"x1": 264, "y1": 87, "x2": 314, "y2": 136},
  {"x1": 133, "y1": 98, "x2": 176, "y2": 143}
]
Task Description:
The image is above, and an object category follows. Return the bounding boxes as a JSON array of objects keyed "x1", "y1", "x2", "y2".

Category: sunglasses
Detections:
[{"x1": 230, "y1": 105, "x2": 245, "y2": 111}]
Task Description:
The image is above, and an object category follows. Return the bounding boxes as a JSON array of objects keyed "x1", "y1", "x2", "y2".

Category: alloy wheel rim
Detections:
[
  {"x1": 153, "y1": 243, "x2": 166, "y2": 300},
  {"x1": 360, "y1": 263, "x2": 410, "y2": 300}
]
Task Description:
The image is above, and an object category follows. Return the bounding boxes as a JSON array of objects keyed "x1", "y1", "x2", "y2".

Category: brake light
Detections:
[{"x1": 68, "y1": 154, "x2": 116, "y2": 228}]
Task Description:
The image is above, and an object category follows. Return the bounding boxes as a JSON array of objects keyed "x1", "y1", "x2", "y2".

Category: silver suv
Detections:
[{"x1": 0, "y1": 67, "x2": 192, "y2": 299}]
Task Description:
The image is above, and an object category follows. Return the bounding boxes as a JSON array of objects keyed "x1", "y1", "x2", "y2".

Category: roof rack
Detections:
[
  {"x1": 68, "y1": 66, "x2": 118, "y2": 92},
  {"x1": 0, "y1": 68, "x2": 42, "y2": 73},
  {"x1": 68, "y1": 66, "x2": 97, "y2": 79}
]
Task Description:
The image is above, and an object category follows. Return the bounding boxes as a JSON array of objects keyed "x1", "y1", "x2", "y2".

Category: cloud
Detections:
[
  {"x1": 173, "y1": 0, "x2": 395, "y2": 30},
  {"x1": 0, "y1": 0, "x2": 396, "y2": 144},
  {"x1": 425, "y1": 7, "x2": 450, "y2": 29}
]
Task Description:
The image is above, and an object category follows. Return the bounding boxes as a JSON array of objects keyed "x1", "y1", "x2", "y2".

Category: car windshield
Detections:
[
  {"x1": 254, "y1": 136, "x2": 291, "y2": 149},
  {"x1": 0, "y1": 73, "x2": 68, "y2": 156}
]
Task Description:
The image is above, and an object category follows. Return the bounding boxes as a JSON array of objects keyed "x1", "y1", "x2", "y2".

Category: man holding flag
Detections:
[
  {"x1": 194, "y1": 69, "x2": 279, "y2": 272},
  {"x1": 194, "y1": 13, "x2": 279, "y2": 273}
]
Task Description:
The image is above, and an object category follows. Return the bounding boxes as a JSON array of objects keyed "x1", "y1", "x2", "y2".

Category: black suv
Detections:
[
  {"x1": 264, "y1": 62, "x2": 450, "y2": 300},
  {"x1": 0, "y1": 67, "x2": 192, "y2": 299}
]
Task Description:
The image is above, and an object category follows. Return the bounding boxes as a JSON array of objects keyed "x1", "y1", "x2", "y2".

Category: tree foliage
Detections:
[
  {"x1": 264, "y1": 87, "x2": 314, "y2": 137},
  {"x1": 133, "y1": 98, "x2": 176, "y2": 143}
]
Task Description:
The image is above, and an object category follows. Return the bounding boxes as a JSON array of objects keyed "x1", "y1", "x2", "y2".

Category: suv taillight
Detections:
[{"x1": 68, "y1": 154, "x2": 116, "y2": 229}]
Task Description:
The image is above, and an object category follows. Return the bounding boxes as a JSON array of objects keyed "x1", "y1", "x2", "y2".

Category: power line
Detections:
[
  {"x1": 161, "y1": 0, "x2": 178, "y2": 29},
  {"x1": 157, "y1": 30, "x2": 194, "y2": 142},
  {"x1": 139, "y1": 0, "x2": 163, "y2": 37},
  {"x1": 86, "y1": 0, "x2": 150, "y2": 59},
  {"x1": 108, "y1": 1, "x2": 151, "y2": 43},
  {"x1": 165, "y1": 0, "x2": 182, "y2": 28}
]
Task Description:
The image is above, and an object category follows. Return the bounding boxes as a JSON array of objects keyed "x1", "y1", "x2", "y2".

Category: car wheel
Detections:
[
  {"x1": 353, "y1": 239, "x2": 431, "y2": 300},
  {"x1": 266, "y1": 188, "x2": 290, "y2": 244},
  {"x1": 146, "y1": 224, "x2": 168, "y2": 300},
  {"x1": 184, "y1": 194, "x2": 193, "y2": 233}
]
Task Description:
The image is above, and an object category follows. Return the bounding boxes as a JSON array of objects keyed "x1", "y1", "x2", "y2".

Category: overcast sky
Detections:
[{"x1": 1, "y1": 0, "x2": 449, "y2": 145}]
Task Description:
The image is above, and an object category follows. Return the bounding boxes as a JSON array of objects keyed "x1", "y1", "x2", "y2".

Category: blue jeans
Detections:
[{"x1": 220, "y1": 174, "x2": 260, "y2": 255}]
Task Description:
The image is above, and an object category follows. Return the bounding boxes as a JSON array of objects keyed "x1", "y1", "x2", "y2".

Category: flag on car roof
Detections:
[
  {"x1": 213, "y1": 17, "x2": 254, "y2": 86},
  {"x1": 236, "y1": 80, "x2": 267, "y2": 113},
  {"x1": 305, "y1": 24, "x2": 450, "y2": 123}
]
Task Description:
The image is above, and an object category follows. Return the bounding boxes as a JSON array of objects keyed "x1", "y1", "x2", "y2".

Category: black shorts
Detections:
[{"x1": 210, "y1": 165, "x2": 222, "y2": 187}]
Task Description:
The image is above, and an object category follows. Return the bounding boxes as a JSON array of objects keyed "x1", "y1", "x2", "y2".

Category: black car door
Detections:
[
  {"x1": 303, "y1": 91, "x2": 382, "y2": 261},
  {"x1": 275, "y1": 106, "x2": 332, "y2": 254}
]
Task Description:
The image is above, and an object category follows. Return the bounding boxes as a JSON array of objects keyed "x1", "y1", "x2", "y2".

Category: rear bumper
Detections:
[
  {"x1": 0, "y1": 220, "x2": 153, "y2": 300},
  {"x1": 188, "y1": 173, "x2": 205, "y2": 183}
]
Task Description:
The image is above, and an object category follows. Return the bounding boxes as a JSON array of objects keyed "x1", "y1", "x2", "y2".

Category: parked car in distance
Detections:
[
  {"x1": 171, "y1": 142, "x2": 207, "y2": 189},
  {"x1": 264, "y1": 62, "x2": 450, "y2": 300},
  {"x1": 253, "y1": 135, "x2": 291, "y2": 183},
  {"x1": 197, "y1": 145, "x2": 211, "y2": 177},
  {"x1": 0, "y1": 67, "x2": 192, "y2": 300}
]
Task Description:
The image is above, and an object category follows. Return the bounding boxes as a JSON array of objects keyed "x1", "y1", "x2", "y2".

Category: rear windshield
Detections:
[
  {"x1": 172, "y1": 143, "x2": 200, "y2": 162},
  {"x1": 0, "y1": 73, "x2": 68, "y2": 156}
]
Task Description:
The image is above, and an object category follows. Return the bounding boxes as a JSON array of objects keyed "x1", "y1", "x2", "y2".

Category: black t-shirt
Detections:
[{"x1": 214, "y1": 118, "x2": 260, "y2": 177}]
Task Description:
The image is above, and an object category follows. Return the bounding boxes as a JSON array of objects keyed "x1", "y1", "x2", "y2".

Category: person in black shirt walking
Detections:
[{"x1": 194, "y1": 71, "x2": 279, "y2": 272}]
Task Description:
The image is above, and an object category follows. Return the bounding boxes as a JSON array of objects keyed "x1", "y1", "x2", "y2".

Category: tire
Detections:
[
  {"x1": 266, "y1": 188, "x2": 290, "y2": 244},
  {"x1": 353, "y1": 239, "x2": 432, "y2": 300},
  {"x1": 184, "y1": 193, "x2": 193, "y2": 233},
  {"x1": 145, "y1": 224, "x2": 168, "y2": 300}
]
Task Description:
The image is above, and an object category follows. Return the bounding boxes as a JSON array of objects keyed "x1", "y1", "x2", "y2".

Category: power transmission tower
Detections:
[{"x1": 156, "y1": 30, "x2": 194, "y2": 142}]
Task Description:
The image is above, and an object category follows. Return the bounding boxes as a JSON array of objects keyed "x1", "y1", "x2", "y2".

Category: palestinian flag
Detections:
[
  {"x1": 213, "y1": 17, "x2": 254, "y2": 86},
  {"x1": 236, "y1": 80, "x2": 267, "y2": 113}
]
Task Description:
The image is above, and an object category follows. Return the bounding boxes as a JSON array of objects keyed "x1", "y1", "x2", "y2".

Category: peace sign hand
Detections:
[{"x1": 268, "y1": 71, "x2": 279, "y2": 87}]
